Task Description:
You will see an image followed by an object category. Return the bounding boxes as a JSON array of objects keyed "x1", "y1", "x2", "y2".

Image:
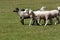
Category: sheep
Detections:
[
  {"x1": 49, "y1": 10, "x2": 60, "y2": 25},
  {"x1": 13, "y1": 8, "x2": 30, "y2": 25},
  {"x1": 29, "y1": 10, "x2": 51, "y2": 26},
  {"x1": 43, "y1": 7, "x2": 60, "y2": 25},
  {"x1": 42, "y1": 10, "x2": 60, "y2": 25},
  {"x1": 39, "y1": 7, "x2": 60, "y2": 25}
]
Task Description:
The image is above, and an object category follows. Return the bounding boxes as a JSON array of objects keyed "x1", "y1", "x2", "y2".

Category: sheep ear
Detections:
[
  {"x1": 15, "y1": 8, "x2": 19, "y2": 11},
  {"x1": 21, "y1": 8, "x2": 25, "y2": 11}
]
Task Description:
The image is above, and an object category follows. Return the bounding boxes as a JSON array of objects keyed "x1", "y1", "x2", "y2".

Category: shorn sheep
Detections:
[
  {"x1": 39, "y1": 6, "x2": 60, "y2": 25},
  {"x1": 42, "y1": 7, "x2": 60, "y2": 25},
  {"x1": 29, "y1": 10, "x2": 51, "y2": 26}
]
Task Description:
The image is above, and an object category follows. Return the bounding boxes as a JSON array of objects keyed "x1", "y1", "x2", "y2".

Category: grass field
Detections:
[{"x1": 0, "y1": 0, "x2": 60, "y2": 40}]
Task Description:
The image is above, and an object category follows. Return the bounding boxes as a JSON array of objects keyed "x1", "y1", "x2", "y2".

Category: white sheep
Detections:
[{"x1": 29, "y1": 10, "x2": 51, "y2": 26}]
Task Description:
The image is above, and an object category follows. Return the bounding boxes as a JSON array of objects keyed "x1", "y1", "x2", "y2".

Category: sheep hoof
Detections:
[
  {"x1": 55, "y1": 22, "x2": 57, "y2": 25},
  {"x1": 40, "y1": 24, "x2": 42, "y2": 25},
  {"x1": 36, "y1": 23, "x2": 40, "y2": 25},
  {"x1": 44, "y1": 24, "x2": 47, "y2": 26}
]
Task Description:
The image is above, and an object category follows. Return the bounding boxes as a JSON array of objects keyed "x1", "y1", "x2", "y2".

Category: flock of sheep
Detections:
[{"x1": 13, "y1": 6, "x2": 60, "y2": 26}]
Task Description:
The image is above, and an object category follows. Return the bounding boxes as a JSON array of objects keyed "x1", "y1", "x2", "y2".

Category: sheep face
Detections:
[{"x1": 13, "y1": 8, "x2": 19, "y2": 13}]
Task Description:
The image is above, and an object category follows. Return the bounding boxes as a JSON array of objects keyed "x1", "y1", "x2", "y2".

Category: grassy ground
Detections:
[{"x1": 0, "y1": 0, "x2": 60, "y2": 40}]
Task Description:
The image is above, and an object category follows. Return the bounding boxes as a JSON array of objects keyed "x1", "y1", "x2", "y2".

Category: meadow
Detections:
[{"x1": 0, "y1": 0, "x2": 60, "y2": 40}]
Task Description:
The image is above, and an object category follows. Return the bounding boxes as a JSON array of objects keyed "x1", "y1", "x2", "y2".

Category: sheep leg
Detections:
[
  {"x1": 43, "y1": 18, "x2": 46, "y2": 25},
  {"x1": 32, "y1": 18, "x2": 35, "y2": 25},
  {"x1": 35, "y1": 17, "x2": 40, "y2": 25},
  {"x1": 29, "y1": 18, "x2": 32, "y2": 27},
  {"x1": 37, "y1": 18, "x2": 40, "y2": 24},
  {"x1": 44, "y1": 17, "x2": 48, "y2": 26},
  {"x1": 45, "y1": 20, "x2": 49, "y2": 26},
  {"x1": 20, "y1": 17, "x2": 24, "y2": 25},
  {"x1": 36, "y1": 19, "x2": 40, "y2": 25},
  {"x1": 37, "y1": 18, "x2": 42, "y2": 25},
  {"x1": 57, "y1": 16, "x2": 60, "y2": 23},
  {"x1": 49, "y1": 18, "x2": 53, "y2": 25},
  {"x1": 55, "y1": 16, "x2": 60, "y2": 25}
]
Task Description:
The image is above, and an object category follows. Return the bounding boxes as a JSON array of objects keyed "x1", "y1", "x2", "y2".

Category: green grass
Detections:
[{"x1": 0, "y1": 0, "x2": 60, "y2": 40}]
